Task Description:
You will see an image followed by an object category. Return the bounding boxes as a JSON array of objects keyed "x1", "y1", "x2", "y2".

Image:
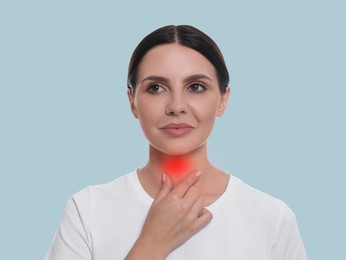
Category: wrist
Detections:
[{"x1": 125, "y1": 236, "x2": 168, "y2": 260}]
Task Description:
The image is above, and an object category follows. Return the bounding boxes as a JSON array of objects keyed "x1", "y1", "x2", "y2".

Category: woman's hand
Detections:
[{"x1": 125, "y1": 171, "x2": 213, "y2": 260}]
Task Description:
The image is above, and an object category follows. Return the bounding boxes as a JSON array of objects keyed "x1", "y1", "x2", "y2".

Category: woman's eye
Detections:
[
  {"x1": 147, "y1": 84, "x2": 165, "y2": 94},
  {"x1": 188, "y1": 83, "x2": 206, "y2": 93}
]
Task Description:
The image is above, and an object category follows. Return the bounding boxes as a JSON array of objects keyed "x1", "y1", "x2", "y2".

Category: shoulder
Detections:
[
  {"x1": 231, "y1": 175, "x2": 289, "y2": 206},
  {"x1": 229, "y1": 175, "x2": 296, "y2": 222},
  {"x1": 228, "y1": 176, "x2": 308, "y2": 259},
  {"x1": 70, "y1": 170, "x2": 138, "y2": 210}
]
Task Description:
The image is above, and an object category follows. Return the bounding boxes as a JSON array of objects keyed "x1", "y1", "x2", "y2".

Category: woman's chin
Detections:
[{"x1": 150, "y1": 142, "x2": 205, "y2": 157}]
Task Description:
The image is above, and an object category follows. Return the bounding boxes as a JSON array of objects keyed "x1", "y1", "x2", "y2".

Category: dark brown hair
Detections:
[{"x1": 127, "y1": 25, "x2": 230, "y2": 95}]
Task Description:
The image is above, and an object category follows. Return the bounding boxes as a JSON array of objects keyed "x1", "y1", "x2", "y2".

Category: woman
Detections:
[{"x1": 46, "y1": 25, "x2": 308, "y2": 260}]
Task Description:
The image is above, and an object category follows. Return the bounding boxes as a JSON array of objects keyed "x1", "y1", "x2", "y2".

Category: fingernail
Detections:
[{"x1": 195, "y1": 170, "x2": 201, "y2": 177}]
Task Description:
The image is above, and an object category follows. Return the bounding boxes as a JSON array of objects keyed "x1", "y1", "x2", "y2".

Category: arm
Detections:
[
  {"x1": 271, "y1": 203, "x2": 308, "y2": 260},
  {"x1": 45, "y1": 198, "x2": 92, "y2": 260}
]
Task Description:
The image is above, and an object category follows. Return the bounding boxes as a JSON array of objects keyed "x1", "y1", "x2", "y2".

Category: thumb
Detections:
[
  {"x1": 155, "y1": 173, "x2": 172, "y2": 202},
  {"x1": 195, "y1": 208, "x2": 213, "y2": 229}
]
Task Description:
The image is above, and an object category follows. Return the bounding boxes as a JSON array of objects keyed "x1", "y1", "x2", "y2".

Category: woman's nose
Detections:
[{"x1": 165, "y1": 93, "x2": 189, "y2": 116}]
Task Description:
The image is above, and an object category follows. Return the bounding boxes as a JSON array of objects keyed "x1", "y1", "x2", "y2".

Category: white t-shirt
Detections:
[{"x1": 45, "y1": 170, "x2": 308, "y2": 260}]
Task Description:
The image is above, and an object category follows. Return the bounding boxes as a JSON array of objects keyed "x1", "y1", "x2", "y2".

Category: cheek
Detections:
[
  {"x1": 189, "y1": 96, "x2": 220, "y2": 122},
  {"x1": 136, "y1": 99, "x2": 160, "y2": 130}
]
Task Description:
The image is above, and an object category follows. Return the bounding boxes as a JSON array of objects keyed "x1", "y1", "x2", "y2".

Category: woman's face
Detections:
[{"x1": 129, "y1": 44, "x2": 230, "y2": 155}]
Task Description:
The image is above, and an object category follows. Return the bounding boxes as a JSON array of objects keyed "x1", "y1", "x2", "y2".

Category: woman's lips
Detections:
[{"x1": 160, "y1": 123, "x2": 194, "y2": 137}]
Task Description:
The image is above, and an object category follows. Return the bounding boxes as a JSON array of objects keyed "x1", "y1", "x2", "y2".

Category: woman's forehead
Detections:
[{"x1": 137, "y1": 44, "x2": 218, "y2": 82}]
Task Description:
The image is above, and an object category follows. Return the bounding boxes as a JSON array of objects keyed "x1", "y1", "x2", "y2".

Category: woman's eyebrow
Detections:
[
  {"x1": 183, "y1": 74, "x2": 212, "y2": 83},
  {"x1": 141, "y1": 74, "x2": 212, "y2": 84},
  {"x1": 141, "y1": 76, "x2": 169, "y2": 84}
]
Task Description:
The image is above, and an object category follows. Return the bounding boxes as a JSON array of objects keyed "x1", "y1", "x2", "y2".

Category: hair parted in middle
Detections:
[{"x1": 127, "y1": 25, "x2": 230, "y2": 96}]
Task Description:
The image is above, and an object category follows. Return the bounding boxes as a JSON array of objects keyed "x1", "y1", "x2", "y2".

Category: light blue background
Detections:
[{"x1": 1, "y1": 0, "x2": 345, "y2": 259}]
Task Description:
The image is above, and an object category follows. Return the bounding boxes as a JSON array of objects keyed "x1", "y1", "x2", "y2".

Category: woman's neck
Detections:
[
  {"x1": 153, "y1": 145, "x2": 210, "y2": 180},
  {"x1": 138, "y1": 143, "x2": 225, "y2": 200}
]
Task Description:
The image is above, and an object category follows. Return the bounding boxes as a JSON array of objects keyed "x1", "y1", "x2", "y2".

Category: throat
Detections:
[{"x1": 161, "y1": 155, "x2": 195, "y2": 183}]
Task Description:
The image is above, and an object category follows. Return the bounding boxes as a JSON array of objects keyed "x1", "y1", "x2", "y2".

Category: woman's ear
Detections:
[
  {"x1": 127, "y1": 89, "x2": 138, "y2": 118},
  {"x1": 216, "y1": 87, "x2": 230, "y2": 117}
]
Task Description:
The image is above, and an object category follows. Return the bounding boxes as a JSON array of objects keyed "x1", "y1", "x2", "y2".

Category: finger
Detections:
[
  {"x1": 194, "y1": 208, "x2": 213, "y2": 230},
  {"x1": 173, "y1": 170, "x2": 201, "y2": 198},
  {"x1": 181, "y1": 186, "x2": 200, "y2": 211},
  {"x1": 189, "y1": 197, "x2": 205, "y2": 217},
  {"x1": 155, "y1": 173, "x2": 173, "y2": 202}
]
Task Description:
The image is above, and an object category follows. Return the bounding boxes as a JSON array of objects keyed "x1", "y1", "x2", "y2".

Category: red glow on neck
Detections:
[{"x1": 161, "y1": 156, "x2": 194, "y2": 179}]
